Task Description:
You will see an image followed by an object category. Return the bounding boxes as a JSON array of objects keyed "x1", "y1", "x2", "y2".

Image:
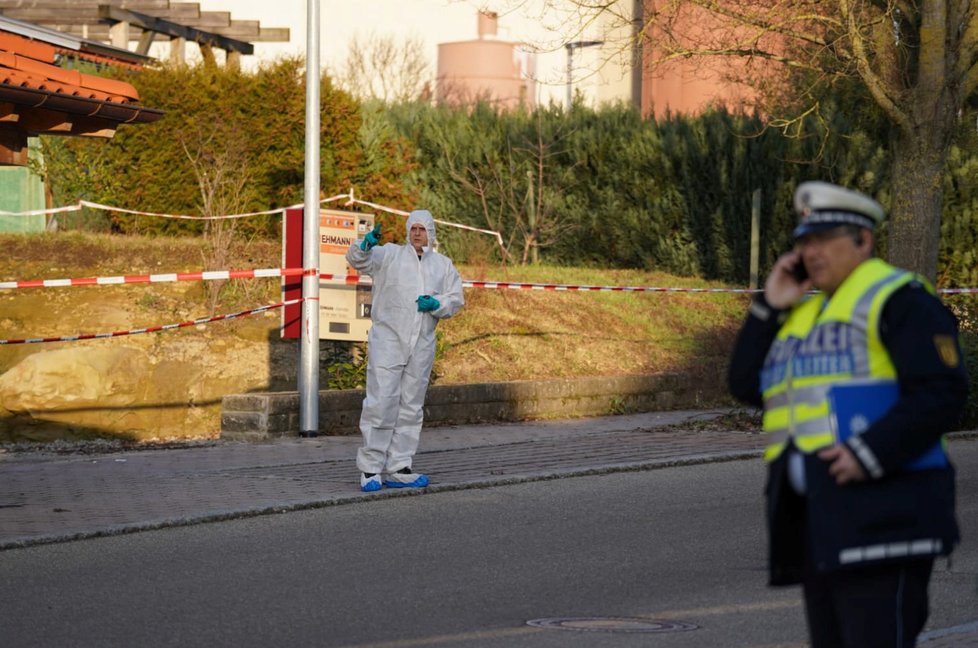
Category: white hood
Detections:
[{"x1": 406, "y1": 209, "x2": 436, "y2": 253}]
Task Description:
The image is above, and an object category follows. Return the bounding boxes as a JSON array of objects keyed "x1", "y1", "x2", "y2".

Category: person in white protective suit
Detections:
[{"x1": 346, "y1": 209, "x2": 465, "y2": 492}]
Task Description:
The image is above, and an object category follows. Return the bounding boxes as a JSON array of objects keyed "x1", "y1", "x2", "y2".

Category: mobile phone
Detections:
[{"x1": 791, "y1": 260, "x2": 809, "y2": 282}]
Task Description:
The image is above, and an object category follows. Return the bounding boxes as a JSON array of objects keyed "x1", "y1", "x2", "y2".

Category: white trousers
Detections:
[{"x1": 355, "y1": 341, "x2": 434, "y2": 475}]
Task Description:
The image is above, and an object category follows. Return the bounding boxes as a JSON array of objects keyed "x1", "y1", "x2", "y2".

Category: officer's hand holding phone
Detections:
[
  {"x1": 765, "y1": 251, "x2": 810, "y2": 309},
  {"x1": 790, "y1": 258, "x2": 809, "y2": 283}
]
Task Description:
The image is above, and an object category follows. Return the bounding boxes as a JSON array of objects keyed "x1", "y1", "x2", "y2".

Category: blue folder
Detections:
[{"x1": 827, "y1": 382, "x2": 948, "y2": 471}]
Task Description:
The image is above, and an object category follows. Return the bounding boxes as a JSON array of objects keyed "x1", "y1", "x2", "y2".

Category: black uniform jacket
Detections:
[{"x1": 728, "y1": 282, "x2": 968, "y2": 585}]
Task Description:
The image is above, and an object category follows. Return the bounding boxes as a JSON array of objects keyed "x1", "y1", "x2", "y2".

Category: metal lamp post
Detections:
[{"x1": 299, "y1": 0, "x2": 320, "y2": 437}]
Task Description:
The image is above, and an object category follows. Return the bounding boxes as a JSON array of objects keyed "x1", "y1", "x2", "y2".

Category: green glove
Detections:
[
  {"x1": 360, "y1": 224, "x2": 382, "y2": 251},
  {"x1": 416, "y1": 295, "x2": 440, "y2": 312}
]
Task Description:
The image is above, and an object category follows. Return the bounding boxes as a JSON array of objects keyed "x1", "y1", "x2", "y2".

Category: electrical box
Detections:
[
  {"x1": 282, "y1": 207, "x2": 373, "y2": 342},
  {"x1": 318, "y1": 209, "x2": 373, "y2": 341}
]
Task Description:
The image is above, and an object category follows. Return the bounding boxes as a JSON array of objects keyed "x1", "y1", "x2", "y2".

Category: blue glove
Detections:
[
  {"x1": 416, "y1": 295, "x2": 440, "y2": 312},
  {"x1": 360, "y1": 224, "x2": 382, "y2": 251}
]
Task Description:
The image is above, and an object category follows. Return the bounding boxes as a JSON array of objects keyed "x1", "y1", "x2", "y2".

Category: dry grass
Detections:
[{"x1": 438, "y1": 264, "x2": 747, "y2": 384}]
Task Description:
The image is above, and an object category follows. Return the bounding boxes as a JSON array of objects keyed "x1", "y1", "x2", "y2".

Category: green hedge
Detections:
[
  {"x1": 40, "y1": 59, "x2": 417, "y2": 238},
  {"x1": 40, "y1": 62, "x2": 978, "y2": 293}
]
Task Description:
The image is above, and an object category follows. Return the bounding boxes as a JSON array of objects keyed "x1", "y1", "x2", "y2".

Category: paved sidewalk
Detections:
[
  {"x1": 0, "y1": 409, "x2": 761, "y2": 550},
  {"x1": 1, "y1": 408, "x2": 976, "y2": 644}
]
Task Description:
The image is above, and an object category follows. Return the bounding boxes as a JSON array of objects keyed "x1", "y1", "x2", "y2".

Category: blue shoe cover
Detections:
[
  {"x1": 360, "y1": 475, "x2": 383, "y2": 492},
  {"x1": 384, "y1": 473, "x2": 429, "y2": 488}
]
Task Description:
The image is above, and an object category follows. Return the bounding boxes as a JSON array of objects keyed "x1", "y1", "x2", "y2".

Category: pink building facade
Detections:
[
  {"x1": 436, "y1": 11, "x2": 535, "y2": 111},
  {"x1": 639, "y1": 0, "x2": 769, "y2": 118}
]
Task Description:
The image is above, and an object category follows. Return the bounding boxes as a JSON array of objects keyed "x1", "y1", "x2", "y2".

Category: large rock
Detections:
[
  {"x1": 0, "y1": 342, "x2": 275, "y2": 442},
  {"x1": 0, "y1": 346, "x2": 154, "y2": 441}
]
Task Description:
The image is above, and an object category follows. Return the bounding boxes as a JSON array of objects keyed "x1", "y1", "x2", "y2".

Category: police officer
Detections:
[{"x1": 728, "y1": 181, "x2": 968, "y2": 648}]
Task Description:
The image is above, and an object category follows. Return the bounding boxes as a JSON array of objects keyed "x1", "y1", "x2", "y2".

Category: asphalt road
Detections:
[{"x1": 1, "y1": 440, "x2": 975, "y2": 648}]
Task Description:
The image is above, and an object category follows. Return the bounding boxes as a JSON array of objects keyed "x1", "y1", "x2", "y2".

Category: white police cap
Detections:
[{"x1": 792, "y1": 181, "x2": 885, "y2": 239}]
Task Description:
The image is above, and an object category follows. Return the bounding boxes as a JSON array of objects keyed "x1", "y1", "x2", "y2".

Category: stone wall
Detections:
[{"x1": 221, "y1": 372, "x2": 729, "y2": 441}]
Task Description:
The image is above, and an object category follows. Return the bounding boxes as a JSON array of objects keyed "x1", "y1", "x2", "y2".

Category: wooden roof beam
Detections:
[
  {"x1": 0, "y1": 122, "x2": 28, "y2": 165},
  {"x1": 181, "y1": 11, "x2": 231, "y2": 30},
  {"x1": 0, "y1": 101, "x2": 19, "y2": 122},
  {"x1": 16, "y1": 107, "x2": 75, "y2": 133},
  {"x1": 0, "y1": 3, "x2": 199, "y2": 23},
  {"x1": 210, "y1": 26, "x2": 290, "y2": 43},
  {"x1": 135, "y1": 28, "x2": 154, "y2": 56},
  {"x1": 0, "y1": 1, "x2": 170, "y2": 8},
  {"x1": 97, "y1": 4, "x2": 253, "y2": 54},
  {"x1": 48, "y1": 24, "x2": 291, "y2": 44}
]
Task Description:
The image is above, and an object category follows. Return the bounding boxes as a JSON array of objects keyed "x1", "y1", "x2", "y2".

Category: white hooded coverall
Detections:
[{"x1": 346, "y1": 210, "x2": 465, "y2": 475}]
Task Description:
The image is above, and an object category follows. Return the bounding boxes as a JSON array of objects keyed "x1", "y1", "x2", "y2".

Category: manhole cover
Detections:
[{"x1": 526, "y1": 616, "x2": 698, "y2": 634}]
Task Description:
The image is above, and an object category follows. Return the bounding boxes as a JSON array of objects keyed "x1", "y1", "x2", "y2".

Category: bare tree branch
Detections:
[
  {"x1": 839, "y1": 0, "x2": 912, "y2": 133},
  {"x1": 336, "y1": 32, "x2": 432, "y2": 103},
  {"x1": 178, "y1": 125, "x2": 254, "y2": 314}
]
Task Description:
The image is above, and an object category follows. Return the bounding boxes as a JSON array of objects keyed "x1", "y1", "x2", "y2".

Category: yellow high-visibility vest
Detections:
[{"x1": 761, "y1": 258, "x2": 924, "y2": 461}]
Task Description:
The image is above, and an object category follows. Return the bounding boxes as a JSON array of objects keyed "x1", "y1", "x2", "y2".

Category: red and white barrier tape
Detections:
[
  {"x1": 79, "y1": 200, "x2": 286, "y2": 220},
  {"x1": 322, "y1": 192, "x2": 506, "y2": 244},
  {"x1": 4, "y1": 267, "x2": 978, "y2": 294},
  {"x1": 0, "y1": 191, "x2": 505, "y2": 245},
  {"x1": 463, "y1": 280, "x2": 758, "y2": 294},
  {"x1": 0, "y1": 299, "x2": 312, "y2": 345},
  {"x1": 0, "y1": 189, "x2": 504, "y2": 248},
  {"x1": 0, "y1": 204, "x2": 84, "y2": 218},
  {"x1": 3, "y1": 272, "x2": 977, "y2": 344},
  {"x1": 0, "y1": 200, "x2": 289, "y2": 220},
  {"x1": 3, "y1": 268, "x2": 326, "y2": 290}
]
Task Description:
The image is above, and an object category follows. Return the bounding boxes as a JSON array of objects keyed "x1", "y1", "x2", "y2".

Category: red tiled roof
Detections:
[
  {"x1": 0, "y1": 30, "x2": 140, "y2": 102},
  {"x1": 0, "y1": 31, "x2": 53, "y2": 62},
  {"x1": 0, "y1": 27, "x2": 161, "y2": 133}
]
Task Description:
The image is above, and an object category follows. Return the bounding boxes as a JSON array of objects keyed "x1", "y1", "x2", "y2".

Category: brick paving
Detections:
[{"x1": 0, "y1": 411, "x2": 763, "y2": 549}]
